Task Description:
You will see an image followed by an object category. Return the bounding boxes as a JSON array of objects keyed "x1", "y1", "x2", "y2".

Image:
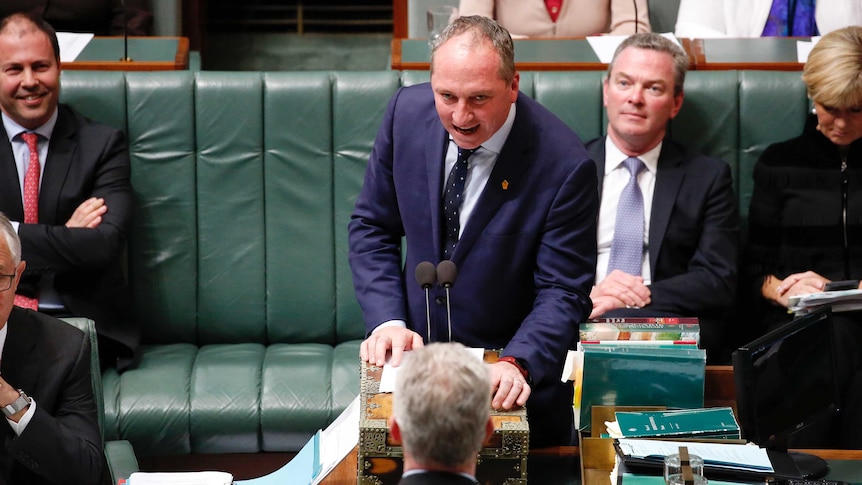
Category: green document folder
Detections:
[
  {"x1": 615, "y1": 407, "x2": 741, "y2": 439},
  {"x1": 577, "y1": 346, "x2": 706, "y2": 432}
]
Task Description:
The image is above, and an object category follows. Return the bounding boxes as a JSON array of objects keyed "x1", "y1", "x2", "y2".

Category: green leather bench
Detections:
[{"x1": 56, "y1": 69, "x2": 808, "y2": 458}]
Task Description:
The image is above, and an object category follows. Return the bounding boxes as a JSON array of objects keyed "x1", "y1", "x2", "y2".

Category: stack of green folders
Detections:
[
  {"x1": 572, "y1": 318, "x2": 707, "y2": 432},
  {"x1": 611, "y1": 407, "x2": 741, "y2": 440}
]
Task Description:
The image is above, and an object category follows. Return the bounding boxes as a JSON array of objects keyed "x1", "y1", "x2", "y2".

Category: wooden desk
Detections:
[
  {"x1": 62, "y1": 36, "x2": 189, "y2": 71},
  {"x1": 392, "y1": 38, "x2": 608, "y2": 71},
  {"x1": 687, "y1": 37, "x2": 808, "y2": 71}
]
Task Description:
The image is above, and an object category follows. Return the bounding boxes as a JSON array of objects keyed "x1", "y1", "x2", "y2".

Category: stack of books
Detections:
[{"x1": 567, "y1": 318, "x2": 707, "y2": 432}]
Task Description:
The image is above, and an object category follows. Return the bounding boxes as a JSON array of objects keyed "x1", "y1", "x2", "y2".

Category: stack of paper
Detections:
[{"x1": 789, "y1": 288, "x2": 862, "y2": 315}]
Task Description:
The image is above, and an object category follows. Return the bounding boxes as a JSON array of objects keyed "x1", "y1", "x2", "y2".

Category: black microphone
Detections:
[
  {"x1": 633, "y1": 0, "x2": 639, "y2": 34},
  {"x1": 436, "y1": 260, "x2": 458, "y2": 342},
  {"x1": 415, "y1": 261, "x2": 437, "y2": 342},
  {"x1": 120, "y1": 0, "x2": 132, "y2": 62}
]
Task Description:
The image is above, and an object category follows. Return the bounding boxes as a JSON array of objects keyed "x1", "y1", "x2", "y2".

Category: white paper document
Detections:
[
  {"x1": 313, "y1": 395, "x2": 360, "y2": 484},
  {"x1": 57, "y1": 32, "x2": 94, "y2": 62},
  {"x1": 796, "y1": 36, "x2": 821, "y2": 63},
  {"x1": 616, "y1": 438, "x2": 774, "y2": 472},
  {"x1": 789, "y1": 288, "x2": 862, "y2": 314},
  {"x1": 378, "y1": 347, "x2": 485, "y2": 393},
  {"x1": 128, "y1": 471, "x2": 233, "y2": 485}
]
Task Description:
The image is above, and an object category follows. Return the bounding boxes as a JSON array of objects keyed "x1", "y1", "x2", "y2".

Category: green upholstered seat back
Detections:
[{"x1": 59, "y1": 69, "x2": 809, "y2": 349}]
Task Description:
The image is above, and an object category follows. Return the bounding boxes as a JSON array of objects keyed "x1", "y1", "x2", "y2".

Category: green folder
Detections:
[
  {"x1": 615, "y1": 407, "x2": 741, "y2": 439},
  {"x1": 577, "y1": 346, "x2": 706, "y2": 432}
]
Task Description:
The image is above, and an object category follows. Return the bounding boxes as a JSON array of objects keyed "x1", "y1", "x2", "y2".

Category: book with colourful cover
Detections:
[
  {"x1": 580, "y1": 318, "x2": 700, "y2": 346},
  {"x1": 614, "y1": 407, "x2": 741, "y2": 439}
]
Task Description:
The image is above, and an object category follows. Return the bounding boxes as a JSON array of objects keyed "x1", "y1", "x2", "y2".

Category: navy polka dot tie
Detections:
[
  {"x1": 443, "y1": 146, "x2": 477, "y2": 259},
  {"x1": 607, "y1": 157, "x2": 645, "y2": 276}
]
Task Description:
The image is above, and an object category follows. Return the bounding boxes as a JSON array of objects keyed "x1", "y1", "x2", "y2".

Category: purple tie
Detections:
[
  {"x1": 443, "y1": 146, "x2": 476, "y2": 259},
  {"x1": 607, "y1": 157, "x2": 645, "y2": 276}
]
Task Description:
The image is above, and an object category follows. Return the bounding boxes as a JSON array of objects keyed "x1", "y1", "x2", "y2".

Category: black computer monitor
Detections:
[{"x1": 732, "y1": 307, "x2": 839, "y2": 479}]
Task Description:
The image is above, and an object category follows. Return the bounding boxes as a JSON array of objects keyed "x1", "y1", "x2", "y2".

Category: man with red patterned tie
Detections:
[{"x1": 0, "y1": 12, "x2": 136, "y2": 369}]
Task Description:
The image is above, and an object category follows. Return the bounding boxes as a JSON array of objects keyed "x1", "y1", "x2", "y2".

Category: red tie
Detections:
[
  {"x1": 14, "y1": 133, "x2": 40, "y2": 311},
  {"x1": 545, "y1": 0, "x2": 563, "y2": 22}
]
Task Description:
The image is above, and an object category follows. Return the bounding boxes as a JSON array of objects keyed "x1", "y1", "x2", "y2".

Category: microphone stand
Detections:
[{"x1": 120, "y1": 0, "x2": 132, "y2": 62}]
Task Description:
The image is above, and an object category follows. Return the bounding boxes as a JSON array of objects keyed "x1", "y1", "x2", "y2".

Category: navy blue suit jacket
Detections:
[
  {"x1": 349, "y1": 83, "x2": 598, "y2": 446},
  {"x1": 587, "y1": 137, "x2": 739, "y2": 354}
]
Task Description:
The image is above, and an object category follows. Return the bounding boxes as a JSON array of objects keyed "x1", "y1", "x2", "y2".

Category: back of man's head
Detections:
[{"x1": 392, "y1": 342, "x2": 491, "y2": 470}]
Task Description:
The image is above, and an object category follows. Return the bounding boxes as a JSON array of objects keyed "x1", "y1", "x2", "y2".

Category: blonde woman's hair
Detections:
[{"x1": 802, "y1": 26, "x2": 862, "y2": 109}]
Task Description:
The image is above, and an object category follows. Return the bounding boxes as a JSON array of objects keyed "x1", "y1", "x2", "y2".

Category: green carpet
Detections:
[{"x1": 203, "y1": 33, "x2": 392, "y2": 71}]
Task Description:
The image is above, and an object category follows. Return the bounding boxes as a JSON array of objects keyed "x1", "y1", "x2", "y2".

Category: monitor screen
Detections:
[{"x1": 732, "y1": 307, "x2": 839, "y2": 450}]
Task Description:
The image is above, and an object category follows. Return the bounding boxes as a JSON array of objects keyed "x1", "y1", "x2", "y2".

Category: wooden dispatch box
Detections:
[{"x1": 358, "y1": 350, "x2": 529, "y2": 485}]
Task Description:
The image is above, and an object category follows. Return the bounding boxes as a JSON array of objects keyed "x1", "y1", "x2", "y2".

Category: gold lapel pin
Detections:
[{"x1": 502, "y1": 180, "x2": 509, "y2": 190}]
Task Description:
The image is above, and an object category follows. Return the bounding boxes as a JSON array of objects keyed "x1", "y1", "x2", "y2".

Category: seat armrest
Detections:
[{"x1": 105, "y1": 440, "x2": 139, "y2": 484}]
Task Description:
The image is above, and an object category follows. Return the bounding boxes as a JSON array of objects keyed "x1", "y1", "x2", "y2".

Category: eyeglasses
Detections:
[{"x1": 0, "y1": 272, "x2": 15, "y2": 292}]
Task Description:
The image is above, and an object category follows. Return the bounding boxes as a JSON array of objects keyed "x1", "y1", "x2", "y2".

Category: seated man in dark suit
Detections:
[
  {"x1": 0, "y1": 12, "x2": 136, "y2": 369},
  {"x1": 391, "y1": 342, "x2": 492, "y2": 485},
  {"x1": 586, "y1": 33, "x2": 739, "y2": 362},
  {"x1": 0, "y1": 211, "x2": 104, "y2": 485}
]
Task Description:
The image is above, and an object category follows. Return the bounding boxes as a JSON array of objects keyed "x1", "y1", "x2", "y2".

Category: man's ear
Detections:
[
  {"x1": 390, "y1": 415, "x2": 402, "y2": 442},
  {"x1": 483, "y1": 417, "x2": 494, "y2": 442}
]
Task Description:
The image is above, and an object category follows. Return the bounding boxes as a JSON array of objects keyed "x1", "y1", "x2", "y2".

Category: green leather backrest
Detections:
[
  {"x1": 58, "y1": 69, "x2": 807, "y2": 349},
  {"x1": 59, "y1": 317, "x2": 104, "y2": 439}
]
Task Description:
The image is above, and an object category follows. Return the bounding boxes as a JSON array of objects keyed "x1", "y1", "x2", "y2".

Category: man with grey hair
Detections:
[
  {"x1": 586, "y1": 32, "x2": 738, "y2": 362},
  {"x1": 390, "y1": 343, "x2": 493, "y2": 484},
  {"x1": 0, "y1": 211, "x2": 104, "y2": 484}
]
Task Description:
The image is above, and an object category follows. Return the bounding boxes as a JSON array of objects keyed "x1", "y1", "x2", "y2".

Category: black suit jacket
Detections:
[
  {"x1": 587, "y1": 137, "x2": 739, "y2": 352},
  {"x1": 0, "y1": 105, "x2": 137, "y2": 359},
  {"x1": 0, "y1": 308, "x2": 104, "y2": 485},
  {"x1": 398, "y1": 471, "x2": 478, "y2": 485}
]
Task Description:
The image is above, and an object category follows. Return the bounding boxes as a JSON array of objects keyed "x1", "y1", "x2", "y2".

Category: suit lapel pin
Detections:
[{"x1": 502, "y1": 180, "x2": 509, "y2": 190}]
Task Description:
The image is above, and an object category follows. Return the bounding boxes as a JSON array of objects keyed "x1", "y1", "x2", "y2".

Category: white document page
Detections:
[
  {"x1": 313, "y1": 395, "x2": 360, "y2": 484},
  {"x1": 617, "y1": 438, "x2": 773, "y2": 472},
  {"x1": 379, "y1": 347, "x2": 485, "y2": 393},
  {"x1": 57, "y1": 32, "x2": 94, "y2": 62},
  {"x1": 129, "y1": 471, "x2": 233, "y2": 485}
]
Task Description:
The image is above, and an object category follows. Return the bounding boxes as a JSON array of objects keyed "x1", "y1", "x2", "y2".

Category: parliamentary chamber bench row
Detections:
[{"x1": 55, "y1": 69, "x2": 808, "y2": 460}]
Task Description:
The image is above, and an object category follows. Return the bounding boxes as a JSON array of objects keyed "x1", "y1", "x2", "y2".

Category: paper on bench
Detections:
[
  {"x1": 57, "y1": 32, "x2": 94, "y2": 62},
  {"x1": 617, "y1": 438, "x2": 773, "y2": 472},
  {"x1": 379, "y1": 347, "x2": 485, "y2": 393},
  {"x1": 128, "y1": 471, "x2": 233, "y2": 485}
]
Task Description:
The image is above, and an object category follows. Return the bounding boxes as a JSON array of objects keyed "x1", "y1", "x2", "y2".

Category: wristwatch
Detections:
[{"x1": 2, "y1": 390, "x2": 31, "y2": 417}]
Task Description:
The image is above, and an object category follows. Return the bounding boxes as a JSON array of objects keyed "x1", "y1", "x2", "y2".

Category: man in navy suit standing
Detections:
[
  {"x1": 349, "y1": 15, "x2": 598, "y2": 447},
  {"x1": 391, "y1": 343, "x2": 491, "y2": 485},
  {"x1": 586, "y1": 33, "x2": 738, "y2": 361}
]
